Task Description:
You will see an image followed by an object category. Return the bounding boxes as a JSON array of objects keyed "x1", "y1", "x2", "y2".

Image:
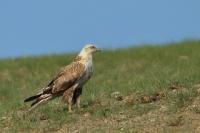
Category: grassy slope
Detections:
[{"x1": 0, "y1": 41, "x2": 200, "y2": 132}]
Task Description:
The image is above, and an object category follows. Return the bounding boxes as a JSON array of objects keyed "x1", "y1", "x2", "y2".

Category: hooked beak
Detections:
[{"x1": 96, "y1": 48, "x2": 101, "y2": 52}]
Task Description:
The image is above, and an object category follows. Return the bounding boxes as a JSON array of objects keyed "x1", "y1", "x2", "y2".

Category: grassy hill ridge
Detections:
[{"x1": 0, "y1": 41, "x2": 200, "y2": 132}]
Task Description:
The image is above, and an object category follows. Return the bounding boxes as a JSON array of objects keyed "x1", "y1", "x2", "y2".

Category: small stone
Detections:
[
  {"x1": 72, "y1": 130, "x2": 79, "y2": 133},
  {"x1": 197, "y1": 88, "x2": 200, "y2": 94},
  {"x1": 179, "y1": 55, "x2": 189, "y2": 60},
  {"x1": 111, "y1": 91, "x2": 120, "y2": 98},
  {"x1": 123, "y1": 96, "x2": 134, "y2": 105},
  {"x1": 194, "y1": 84, "x2": 200, "y2": 88},
  {"x1": 40, "y1": 115, "x2": 48, "y2": 121},
  {"x1": 104, "y1": 119, "x2": 108, "y2": 123},
  {"x1": 1, "y1": 117, "x2": 7, "y2": 120},
  {"x1": 111, "y1": 91, "x2": 123, "y2": 101},
  {"x1": 83, "y1": 112, "x2": 91, "y2": 117}
]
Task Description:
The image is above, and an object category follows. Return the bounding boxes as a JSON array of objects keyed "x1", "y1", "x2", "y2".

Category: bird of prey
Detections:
[{"x1": 24, "y1": 44, "x2": 100, "y2": 112}]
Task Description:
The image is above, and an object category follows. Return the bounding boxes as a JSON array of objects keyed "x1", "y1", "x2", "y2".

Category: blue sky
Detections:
[{"x1": 0, "y1": 0, "x2": 200, "y2": 58}]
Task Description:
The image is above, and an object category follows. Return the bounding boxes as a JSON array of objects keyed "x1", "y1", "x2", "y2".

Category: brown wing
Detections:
[{"x1": 44, "y1": 62, "x2": 85, "y2": 94}]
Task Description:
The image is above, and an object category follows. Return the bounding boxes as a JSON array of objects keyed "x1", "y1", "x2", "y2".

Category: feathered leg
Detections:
[
  {"x1": 72, "y1": 87, "x2": 82, "y2": 109},
  {"x1": 63, "y1": 86, "x2": 82, "y2": 112},
  {"x1": 68, "y1": 99, "x2": 73, "y2": 113},
  {"x1": 63, "y1": 89, "x2": 74, "y2": 113},
  {"x1": 76, "y1": 96, "x2": 81, "y2": 109}
]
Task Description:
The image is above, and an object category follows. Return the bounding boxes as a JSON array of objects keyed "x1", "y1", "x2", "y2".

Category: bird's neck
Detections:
[{"x1": 74, "y1": 53, "x2": 93, "y2": 65}]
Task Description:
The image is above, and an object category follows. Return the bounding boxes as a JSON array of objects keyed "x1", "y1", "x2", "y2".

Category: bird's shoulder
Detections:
[
  {"x1": 47, "y1": 61, "x2": 85, "y2": 86},
  {"x1": 60, "y1": 61, "x2": 86, "y2": 76}
]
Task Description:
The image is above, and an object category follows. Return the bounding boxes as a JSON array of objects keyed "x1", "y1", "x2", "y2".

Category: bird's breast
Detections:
[
  {"x1": 85, "y1": 59, "x2": 93, "y2": 76},
  {"x1": 76, "y1": 62, "x2": 92, "y2": 87},
  {"x1": 85, "y1": 64, "x2": 93, "y2": 79}
]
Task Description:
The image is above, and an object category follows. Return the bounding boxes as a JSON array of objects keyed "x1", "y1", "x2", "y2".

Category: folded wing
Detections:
[{"x1": 24, "y1": 61, "x2": 86, "y2": 111}]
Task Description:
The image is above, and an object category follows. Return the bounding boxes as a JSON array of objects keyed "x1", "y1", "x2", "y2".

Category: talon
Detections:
[{"x1": 68, "y1": 110, "x2": 73, "y2": 113}]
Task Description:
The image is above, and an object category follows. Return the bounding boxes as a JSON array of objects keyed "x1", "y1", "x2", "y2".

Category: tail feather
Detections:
[
  {"x1": 30, "y1": 94, "x2": 51, "y2": 106},
  {"x1": 24, "y1": 94, "x2": 42, "y2": 102},
  {"x1": 31, "y1": 99, "x2": 39, "y2": 107},
  {"x1": 28, "y1": 95, "x2": 53, "y2": 112}
]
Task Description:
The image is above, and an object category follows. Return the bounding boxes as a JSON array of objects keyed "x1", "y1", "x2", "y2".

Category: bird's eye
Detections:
[{"x1": 90, "y1": 46, "x2": 95, "y2": 49}]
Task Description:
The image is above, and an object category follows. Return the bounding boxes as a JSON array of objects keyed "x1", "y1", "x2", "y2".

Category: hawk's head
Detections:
[
  {"x1": 79, "y1": 44, "x2": 100, "y2": 57},
  {"x1": 83, "y1": 44, "x2": 100, "y2": 53}
]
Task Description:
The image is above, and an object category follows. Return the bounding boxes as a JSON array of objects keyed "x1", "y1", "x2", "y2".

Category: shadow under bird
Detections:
[{"x1": 24, "y1": 44, "x2": 100, "y2": 112}]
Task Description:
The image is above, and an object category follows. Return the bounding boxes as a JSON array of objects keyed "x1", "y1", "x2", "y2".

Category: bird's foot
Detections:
[
  {"x1": 68, "y1": 109, "x2": 73, "y2": 113},
  {"x1": 77, "y1": 107, "x2": 83, "y2": 111}
]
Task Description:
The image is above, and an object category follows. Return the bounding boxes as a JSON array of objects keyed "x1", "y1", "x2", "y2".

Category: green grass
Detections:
[{"x1": 1, "y1": 40, "x2": 200, "y2": 132}]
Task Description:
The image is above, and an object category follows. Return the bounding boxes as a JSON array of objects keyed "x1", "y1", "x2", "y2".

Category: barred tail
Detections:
[
  {"x1": 28, "y1": 94, "x2": 53, "y2": 112},
  {"x1": 24, "y1": 94, "x2": 42, "y2": 102}
]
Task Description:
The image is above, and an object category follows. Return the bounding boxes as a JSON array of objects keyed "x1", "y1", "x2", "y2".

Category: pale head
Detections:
[{"x1": 79, "y1": 44, "x2": 100, "y2": 57}]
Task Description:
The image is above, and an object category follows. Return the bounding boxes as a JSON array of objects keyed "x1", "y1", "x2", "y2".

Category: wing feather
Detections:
[{"x1": 49, "y1": 62, "x2": 85, "y2": 94}]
